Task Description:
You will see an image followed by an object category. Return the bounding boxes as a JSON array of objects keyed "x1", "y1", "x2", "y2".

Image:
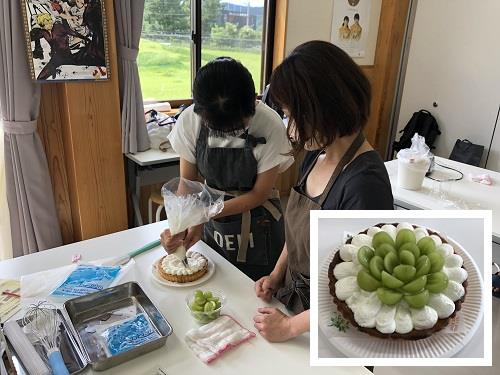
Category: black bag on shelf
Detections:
[
  {"x1": 449, "y1": 139, "x2": 484, "y2": 167},
  {"x1": 393, "y1": 110, "x2": 441, "y2": 155}
]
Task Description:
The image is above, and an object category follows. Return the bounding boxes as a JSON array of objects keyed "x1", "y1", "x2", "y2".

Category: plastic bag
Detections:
[
  {"x1": 161, "y1": 178, "x2": 224, "y2": 258},
  {"x1": 50, "y1": 264, "x2": 121, "y2": 298},
  {"x1": 145, "y1": 110, "x2": 175, "y2": 152},
  {"x1": 397, "y1": 133, "x2": 432, "y2": 163}
]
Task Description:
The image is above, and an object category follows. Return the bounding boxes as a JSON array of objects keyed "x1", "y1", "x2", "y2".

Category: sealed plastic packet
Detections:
[
  {"x1": 50, "y1": 264, "x2": 122, "y2": 298},
  {"x1": 98, "y1": 313, "x2": 160, "y2": 357},
  {"x1": 161, "y1": 178, "x2": 224, "y2": 260}
]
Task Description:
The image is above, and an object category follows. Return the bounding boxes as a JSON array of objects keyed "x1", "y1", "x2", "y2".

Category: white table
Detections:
[
  {"x1": 385, "y1": 156, "x2": 500, "y2": 244},
  {"x1": 0, "y1": 221, "x2": 369, "y2": 375},
  {"x1": 317, "y1": 218, "x2": 486, "y2": 359},
  {"x1": 125, "y1": 149, "x2": 180, "y2": 226}
]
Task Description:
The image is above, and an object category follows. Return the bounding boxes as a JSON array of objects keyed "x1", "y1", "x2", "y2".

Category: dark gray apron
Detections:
[
  {"x1": 276, "y1": 132, "x2": 365, "y2": 313},
  {"x1": 195, "y1": 125, "x2": 285, "y2": 281}
]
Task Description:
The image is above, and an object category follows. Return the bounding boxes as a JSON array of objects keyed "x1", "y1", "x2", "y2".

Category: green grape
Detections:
[
  {"x1": 372, "y1": 231, "x2": 395, "y2": 249},
  {"x1": 195, "y1": 296, "x2": 206, "y2": 305},
  {"x1": 401, "y1": 275, "x2": 427, "y2": 293},
  {"x1": 369, "y1": 255, "x2": 384, "y2": 280},
  {"x1": 190, "y1": 303, "x2": 203, "y2": 312},
  {"x1": 428, "y1": 252, "x2": 445, "y2": 273},
  {"x1": 392, "y1": 265, "x2": 416, "y2": 283},
  {"x1": 357, "y1": 270, "x2": 381, "y2": 291},
  {"x1": 376, "y1": 288, "x2": 403, "y2": 305},
  {"x1": 395, "y1": 229, "x2": 416, "y2": 249},
  {"x1": 357, "y1": 246, "x2": 375, "y2": 268},
  {"x1": 204, "y1": 301, "x2": 216, "y2": 312},
  {"x1": 400, "y1": 242, "x2": 421, "y2": 259},
  {"x1": 417, "y1": 237, "x2": 436, "y2": 255},
  {"x1": 214, "y1": 301, "x2": 222, "y2": 309},
  {"x1": 415, "y1": 255, "x2": 431, "y2": 277},
  {"x1": 375, "y1": 243, "x2": 396, "y2": 258},
  {"x1": 204, "y1": 291, "x2": 213, "y2": 299},
  {"x1": 404, "y1": 289, "x2": 429, "y2": 309},
  {"x1": 194, "y1": 290, "x2": 204, "y2": 299},
  {"x1": 399, "y1": 250, "x2": 416, "y2": 266},
  {"x1": 383, "y1": 251, "x2": 399, "y2": 273},
  {"x1": 381, "y1": 270, "x2": 404, "y2": 289},
  {"x1": 427, "y1": 271, "x2": 449, "y2": 293}
]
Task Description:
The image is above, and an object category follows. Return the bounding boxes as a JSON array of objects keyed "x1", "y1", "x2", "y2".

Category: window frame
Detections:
[{"x1": 142, "y1": 0, "x2": 276, "y2": 107}]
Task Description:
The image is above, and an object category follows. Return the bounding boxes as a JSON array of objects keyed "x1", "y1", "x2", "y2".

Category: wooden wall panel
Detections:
[
  {"x1": 37, "y1": 0, "x2": 127, "y2": 243},
  {"x1": 38, "y1": 85, "x2": 74, "y2": 244},
  {"x1": 363, "y1": 0, "x2": 411, "y2": 156}
]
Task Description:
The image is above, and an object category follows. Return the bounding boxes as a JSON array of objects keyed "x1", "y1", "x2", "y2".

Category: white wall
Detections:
[
  {"x1": 396, "y1": 0, "x2": 500, "y2": 171},
  {"x1": 284, "y1": 0, "x2": 381, "y2": 65}
]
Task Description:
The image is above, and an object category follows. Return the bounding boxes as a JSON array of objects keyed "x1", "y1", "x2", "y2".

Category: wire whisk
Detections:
[{"x1": 22, "y1": 301, "x2": 69, "y2": 375}]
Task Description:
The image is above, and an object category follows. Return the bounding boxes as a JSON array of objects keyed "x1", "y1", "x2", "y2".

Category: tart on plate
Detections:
[
  {"x1": 328, "y1": 223, "x2": 468, "y2": 340},
  {"x1": 157, "y1": 250, "x2": 208, "y2": 283}
]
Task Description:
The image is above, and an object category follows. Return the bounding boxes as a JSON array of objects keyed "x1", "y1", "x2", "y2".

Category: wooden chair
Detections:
[{"x1": 147, "y1": 190, "x2": 165, "y2": 223}]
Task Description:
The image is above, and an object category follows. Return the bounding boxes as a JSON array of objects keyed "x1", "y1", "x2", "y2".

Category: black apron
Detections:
[
  {"x1": 276, "y1": 132, "x2": 365, "y2": 313},
  {"x1": 195, "y1": 125, "x2": 285, "y2": 281}
]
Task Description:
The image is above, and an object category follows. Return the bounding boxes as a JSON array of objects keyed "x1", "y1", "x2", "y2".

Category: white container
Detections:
[{"x1": 397, "y1": 155, "x2": 430, "y2": 190}]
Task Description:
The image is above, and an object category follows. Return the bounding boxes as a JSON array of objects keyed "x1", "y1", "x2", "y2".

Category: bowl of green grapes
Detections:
[{"x1": 186, "y1": 289, "x2": 225, "y2": 324}]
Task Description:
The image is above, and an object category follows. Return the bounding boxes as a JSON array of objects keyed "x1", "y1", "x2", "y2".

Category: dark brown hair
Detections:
[
  {"x1": 270, "y1": 40, "x2": 371, "y2": 155},
  {"x1": 193, "y1": 57, "x2": 256, "y2": 137}
]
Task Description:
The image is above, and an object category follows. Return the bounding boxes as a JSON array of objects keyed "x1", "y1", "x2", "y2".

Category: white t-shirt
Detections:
[{"x1": 168, "y1": 102, "x2": 294, "y2": 174}]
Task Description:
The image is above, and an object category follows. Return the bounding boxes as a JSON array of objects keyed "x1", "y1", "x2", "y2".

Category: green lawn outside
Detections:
[{"x1": 138, "y1": 39, "x2": 262, "y2": 101}]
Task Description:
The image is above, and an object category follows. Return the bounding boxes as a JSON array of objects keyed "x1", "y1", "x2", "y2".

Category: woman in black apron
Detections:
[
  {"x1": 160, "y1": 57, "x2": 291, "y2": 281},
  {"x1": 253, "y1": 41, "x2": 393, "y2": 342}
]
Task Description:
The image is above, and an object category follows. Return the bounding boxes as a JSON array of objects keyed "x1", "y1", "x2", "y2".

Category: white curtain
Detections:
[{"x1": 0, "y1": 123, "x2": 13, "y2": 260}]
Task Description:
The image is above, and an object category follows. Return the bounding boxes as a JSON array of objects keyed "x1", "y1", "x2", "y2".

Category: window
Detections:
[{"x1": 139, "y1": 0, "x2": 273, "y2": 102}]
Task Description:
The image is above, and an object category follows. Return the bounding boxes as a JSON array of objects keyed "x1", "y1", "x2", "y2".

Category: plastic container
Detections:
[
  {"x1": 397, "y1": 155, "x2": 430, "y2": 190},
  {"x1": 186, "y1": 290, "x2": 226, "y2": 324},
  {"x1": 396, "y1": 133, "x2": 432, "y2": 190}
]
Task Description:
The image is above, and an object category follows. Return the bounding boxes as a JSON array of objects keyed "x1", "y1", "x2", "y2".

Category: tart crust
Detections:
[
  {"x1": 157, "y1": 254, "x2": 208, "y2": 283},
  {"x1": 328, "y1": 223, "x2": 467, "y2": 340}
]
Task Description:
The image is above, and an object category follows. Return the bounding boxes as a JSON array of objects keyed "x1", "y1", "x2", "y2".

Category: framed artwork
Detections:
[{"x1": 20, "y1": 0, "x2": 110, "y2": 81}]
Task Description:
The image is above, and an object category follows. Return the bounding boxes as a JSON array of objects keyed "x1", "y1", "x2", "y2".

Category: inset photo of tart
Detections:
[{"x1": 312, "y1": 212, "x2": 490, "y2": 363}]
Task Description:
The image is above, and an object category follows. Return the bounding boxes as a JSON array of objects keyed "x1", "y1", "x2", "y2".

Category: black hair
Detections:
[
  {"x1": 270, "y1": 40, "x2": 371, "y2": 155},
  {"x1": 193, "y1": 57, "x2": 256, "y2": 137}
]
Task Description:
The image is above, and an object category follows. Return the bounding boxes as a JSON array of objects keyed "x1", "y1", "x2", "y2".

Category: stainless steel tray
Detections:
[{"x1": 64, "y1": 282, "x2": 173, "y2": 371}]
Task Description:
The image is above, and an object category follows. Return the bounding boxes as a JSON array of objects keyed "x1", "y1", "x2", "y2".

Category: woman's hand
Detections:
[
  {"x1": 160, "y1": 229, "x2": 185, "y2": 253},
  {"x1": 184, "y1": 224, "x2": 203, "y2": 250},
  {"x1": 255, "y1": 273, "x2": 281, "y2": 302},
  {"x1": 160, "y1": 224, "x2": 203, "y2": 253},
  {"x1": 253, "y1": 307, "x2": 294, "y2": 342}
]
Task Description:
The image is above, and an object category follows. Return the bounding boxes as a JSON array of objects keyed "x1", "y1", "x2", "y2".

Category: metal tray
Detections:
[{"x1": 64, "y1": 282, "x2": 173, "y2": 371}]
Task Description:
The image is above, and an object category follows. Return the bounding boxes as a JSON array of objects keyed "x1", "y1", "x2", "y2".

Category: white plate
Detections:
[
  {"x1": 151, "y1": 255, "x2": 215, "y2": 288},
  {"x1": 318, "y1": 234, "x2": 484, "y2": 358}
]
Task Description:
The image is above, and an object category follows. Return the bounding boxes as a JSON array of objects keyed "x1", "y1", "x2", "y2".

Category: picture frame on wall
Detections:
[{"x1": 20, "y1": 0, "x2": 110, "y2": 82}]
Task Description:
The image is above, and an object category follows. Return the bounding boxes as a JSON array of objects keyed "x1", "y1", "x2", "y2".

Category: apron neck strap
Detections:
[{"x1": 317, "y1": 132, "x2": 365, "y2": 207}]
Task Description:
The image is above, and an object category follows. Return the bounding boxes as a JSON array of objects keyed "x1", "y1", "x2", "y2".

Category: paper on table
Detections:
[{"x1": 0, "y1": 280, "x2": 20, "y2": 324}]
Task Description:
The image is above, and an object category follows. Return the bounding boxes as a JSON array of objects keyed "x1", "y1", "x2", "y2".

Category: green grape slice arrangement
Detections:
[
  {"x1": 357, "y1": 230, "x2": 449, "y2": 308},
  {"x1": 188, "y1": 289, "x2": 223, "y2": 323}
]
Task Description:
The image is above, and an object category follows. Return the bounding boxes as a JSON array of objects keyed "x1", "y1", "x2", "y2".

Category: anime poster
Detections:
[
  {"x1": 331, "y1": 0, "x2": 371, "y2": 58},
  {"x1": 21, "y1": 0, "x2": 110, "y2": 81}
]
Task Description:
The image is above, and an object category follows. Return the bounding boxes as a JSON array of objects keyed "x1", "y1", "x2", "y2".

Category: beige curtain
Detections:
[
  {"x1": 0, "y1": 0, "x2": 62, "y2": 257},
  {"x1": 0, "y1": 124, "x2": 12, "y2": 260},
  {"x1": 115, "y1": 0, "x2": 150, "y2": 154}
]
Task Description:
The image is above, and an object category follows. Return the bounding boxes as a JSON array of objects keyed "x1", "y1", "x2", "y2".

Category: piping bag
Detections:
[{"x1": 161, "y1": 178, "x2": 224, "y2": 262}]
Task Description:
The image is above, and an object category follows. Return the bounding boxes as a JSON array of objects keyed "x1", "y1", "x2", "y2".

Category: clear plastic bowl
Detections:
[{"x1": 185, "y1": 290, "x2": 226, "y2": 324}]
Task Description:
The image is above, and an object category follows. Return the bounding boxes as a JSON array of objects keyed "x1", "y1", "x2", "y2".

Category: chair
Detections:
[{"x1": 148, "y1": 190, "x2": 165, "y2": 223}]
